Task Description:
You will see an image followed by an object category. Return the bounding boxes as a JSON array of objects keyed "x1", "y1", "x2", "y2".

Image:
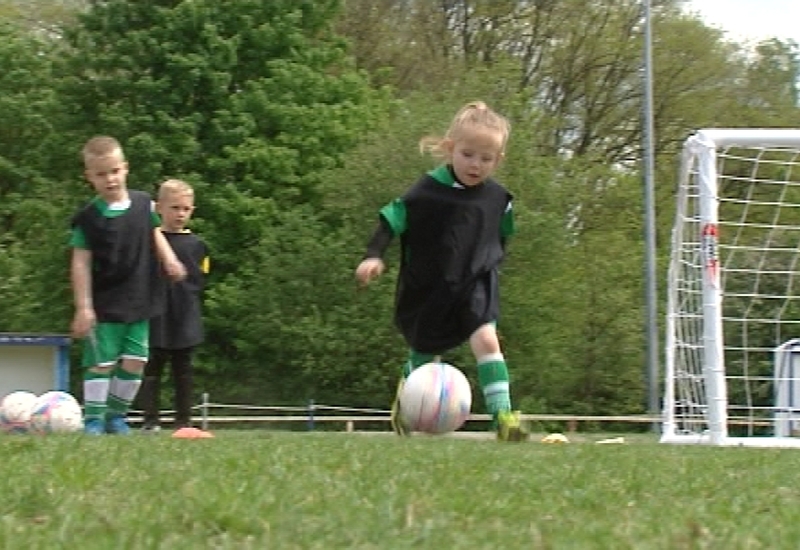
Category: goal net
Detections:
[{"x1": 662, "y1": 129, "x2": 800, "y2": 447}]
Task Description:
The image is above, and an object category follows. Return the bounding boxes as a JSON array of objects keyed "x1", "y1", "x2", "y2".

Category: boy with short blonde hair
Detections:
[
  {"x1": 138, "y1": 179, "x2": 209, "y2": 433},
  {"x1": 70, "y1": 136, "x2": 186, "y2": 435}
]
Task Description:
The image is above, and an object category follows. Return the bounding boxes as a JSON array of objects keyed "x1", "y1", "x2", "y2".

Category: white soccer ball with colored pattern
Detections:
[
  {"x1": 0, "y1": 390, "x2": 38, "y2": 434},
  {"x1": 28, "y1": 391, "x2": 83, "y2": 434},
  {"x1": 400, "y1": 362, "x2": 472, "y2": 434}
]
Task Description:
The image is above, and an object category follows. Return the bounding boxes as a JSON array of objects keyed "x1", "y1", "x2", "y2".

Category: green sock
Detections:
[
  {"x1": 477, "y1": 354, "x2": 511, "y2": 419},
  {"x1": 83, "y1": 370, "x2": 111, "y2": 421},
  {"x1": 107, "y1": 366, "x2": 143, "y2": 417},
  {"x1": 402, "y1": 350, "x2": 437, "y2": 378}
]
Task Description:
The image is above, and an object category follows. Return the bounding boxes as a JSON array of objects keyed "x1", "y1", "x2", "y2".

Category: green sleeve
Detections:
[
  {"x1": 501, "y1": 202, "x2": 515, "y2": 238},
  {"x1": 379, "y1": 198, "x2": 407, "y2": 236},
  {"x1": 70, "y1": 227, "x2": 88, "y2": 249},
  {"x1": 151, "y1": 207, "x2": 161, "y2": 228}
]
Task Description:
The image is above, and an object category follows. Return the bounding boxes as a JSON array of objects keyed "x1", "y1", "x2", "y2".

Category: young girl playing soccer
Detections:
[{"x1": 355, "y1": 101, "x2": 528, "y2": 441}]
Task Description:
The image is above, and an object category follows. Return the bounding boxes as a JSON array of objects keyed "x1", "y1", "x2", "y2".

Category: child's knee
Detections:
[
  {"x1": 120, "y1": 358, "x2": 146, "y2": 375},
  {"x1": 87, "y1": 365, "x2": 113, "y2": 376},
  {"x1": 469, "y1": 324, "x2": 500, "y2": 356}
]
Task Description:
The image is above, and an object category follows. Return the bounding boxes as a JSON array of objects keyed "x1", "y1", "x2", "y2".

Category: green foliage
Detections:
[
  {"x1": 0, "y1": 23, "x2": 74, "y2": 332},
  {"x1": 319, "y1": 80, "x2": 649, "y2": 415},
  {"x1": 0, "y1": 0, "x2": 86, "y2": 35},
  {"x1": 42, "y1": 0, "x2": 391, "y2": 405},
  {"x1": 4, "y1": 0, "x2": 800, "y2": 418},
  {"x1": 198, "y1": 201, "x2": 398, "y2": 406},
  {"x1": 0, "y1": 196, "x2": 74, "y2": 332},
  {"x1": 0, "y1": 23, "x2": 60, "y2": 206},
  {"x1": 57, "y1": 0, "x2": 383, "y2": 202}
]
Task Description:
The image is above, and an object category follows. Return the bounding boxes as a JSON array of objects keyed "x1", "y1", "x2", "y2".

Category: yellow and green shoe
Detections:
[
  {"x1": 390, "y1": 378, "x2": 410, "y2": 436},
  {"x1": 496, "y1": 410, "x2": 529, "y2": 442}
]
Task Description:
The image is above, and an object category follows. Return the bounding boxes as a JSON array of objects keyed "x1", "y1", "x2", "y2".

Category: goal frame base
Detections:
[{"x1": 660, "y1": 434, "x2": 800, "y2": 448}]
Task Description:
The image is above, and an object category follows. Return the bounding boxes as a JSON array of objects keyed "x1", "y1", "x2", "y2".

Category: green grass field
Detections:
[{"x1": 1, "y1": 430, "x2": 799, "y2": 549}]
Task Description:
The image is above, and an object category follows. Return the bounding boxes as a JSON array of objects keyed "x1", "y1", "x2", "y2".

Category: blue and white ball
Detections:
[
  {"x1": 0, "y1": 390, "x2": 38, "y2": 434},
  {"x1": 400, "y1": 362, "x2": 472, "y2": 434},
  {"x1": 28, "y1": 391, "x2": 83, "y2": 434}
]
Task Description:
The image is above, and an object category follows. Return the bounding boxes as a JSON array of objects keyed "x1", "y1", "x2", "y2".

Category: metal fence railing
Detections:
[{"x1": 126, "y1": 393, "x2": 660, "y2": 433}]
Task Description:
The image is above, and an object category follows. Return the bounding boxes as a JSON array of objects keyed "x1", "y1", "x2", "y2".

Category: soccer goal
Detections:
[{"x1": 662, "y1": 128, "x2": 800, "y2": 447}]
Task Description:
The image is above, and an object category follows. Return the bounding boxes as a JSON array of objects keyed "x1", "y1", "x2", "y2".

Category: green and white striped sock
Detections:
[
  {"x1": 477, "y1": 353, "x2": 511, "y2": 419},
  {"x1": 83, "y1": 370, "x2": 111, "y2": 421},
  {"x1": 107, "y1": 366, "x2": 143, "y2": 417}
]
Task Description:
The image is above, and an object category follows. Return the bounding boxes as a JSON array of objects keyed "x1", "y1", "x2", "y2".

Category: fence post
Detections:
[
  {"x1": 202, "y1": 392, "x2": 209, "y2": 431},
  {"x1": 567, "y1": 419, "x2": 578, "y2": 433},
  {"x1": 307, "y1": 399, "x2": 315, "y2": 431}
]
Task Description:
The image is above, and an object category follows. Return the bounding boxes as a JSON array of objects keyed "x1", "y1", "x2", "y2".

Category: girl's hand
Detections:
[{"x1": 355, "y1": 258, "x2": 385, "y2": 287}]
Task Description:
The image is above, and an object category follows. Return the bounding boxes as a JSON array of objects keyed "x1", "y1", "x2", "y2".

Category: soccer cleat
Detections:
[
  {"x1": 496, "y1": 410, "x2": 530, "y2": 442},
  {"x1": 83, "y1": 418, "x2": 105, "y2": 435},
  {"x1": 105, "y1": 414, "x2": 131, "y2": 435},
  {"x1": 390, "y1": 378, "x2": 410, "y2": 436},
  {"x1": 140, "y1": 424, "x2": 162, "y2": 434}
]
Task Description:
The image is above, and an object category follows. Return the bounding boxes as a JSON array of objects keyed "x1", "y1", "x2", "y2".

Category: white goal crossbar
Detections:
[{"x1": 662, "y1": 128, "x2": 800, "y2": 447}]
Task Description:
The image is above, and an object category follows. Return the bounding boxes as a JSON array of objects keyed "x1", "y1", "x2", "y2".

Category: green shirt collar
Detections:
[{"x1": 428, "y1": 165, "x2": 456, "y2": 186}]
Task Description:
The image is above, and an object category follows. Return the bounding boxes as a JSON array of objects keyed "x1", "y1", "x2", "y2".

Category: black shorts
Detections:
[{"x1": 395, "y1": 269, "x2": 500, "y2": 354}]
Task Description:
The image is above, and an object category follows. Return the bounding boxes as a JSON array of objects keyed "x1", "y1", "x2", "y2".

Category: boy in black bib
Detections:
[
  {"x1": 138, "y1": 179, "x2": 209, "y2": 433},
  {"x1": 70, "y1": 136, "x2": 186, "y2": 435}
]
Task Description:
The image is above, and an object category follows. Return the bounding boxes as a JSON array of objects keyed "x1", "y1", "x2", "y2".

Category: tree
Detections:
[
  {"x1": 0, "y1": 22, "x2": 75, "y2": 333},
  {"x1": 738, "y1": 39, "x2": 800, "y2": 125},
  {"x1": 0, "y1": 0, "x2": 86, "y2": 36},
  {"x1": 6, "y1": 0, "x2": 800, "y2": 416},
  {"x1": 55, "y1": 0, "x2": 389, "y2": 265},
  {"x1": 43, "y1": 0, "x2": 390, "y2": 404}
]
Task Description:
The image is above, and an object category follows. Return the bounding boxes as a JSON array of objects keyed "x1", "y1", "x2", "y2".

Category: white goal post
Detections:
[{"x1": 662, "y1": 128, "x2": 800, "y2": 447}]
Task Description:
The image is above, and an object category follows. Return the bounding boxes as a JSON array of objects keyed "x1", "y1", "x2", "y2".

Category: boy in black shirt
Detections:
[
  {"x1": 70, "y1": 136, "x2": 186, "y2": 435},
  {"x1": 139, "y1": 179, "x2": 209, "y2": 432}
]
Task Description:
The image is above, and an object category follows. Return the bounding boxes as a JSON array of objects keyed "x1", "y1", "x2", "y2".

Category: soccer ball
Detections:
[
  {"x1": 399, "y1": 362, "x2": 472, "y2": 434},
  {"x1": 28, "y1": 391, "x2": 83, "y2": 434},
  {"x1": 36, "y1": 390, "x2": 79, "y2": 407},
  {"x1": 0, "y1": 390, "x2": 38, "y2": 434}
]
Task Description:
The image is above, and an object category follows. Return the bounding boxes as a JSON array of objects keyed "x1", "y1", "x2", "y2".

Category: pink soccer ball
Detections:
[
  {"x1": 28, "y1": 391, "x2": 83, "y2": 434},
  {"x1": 399, "y1": 362, "x2": 472, "y2": 434}
]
